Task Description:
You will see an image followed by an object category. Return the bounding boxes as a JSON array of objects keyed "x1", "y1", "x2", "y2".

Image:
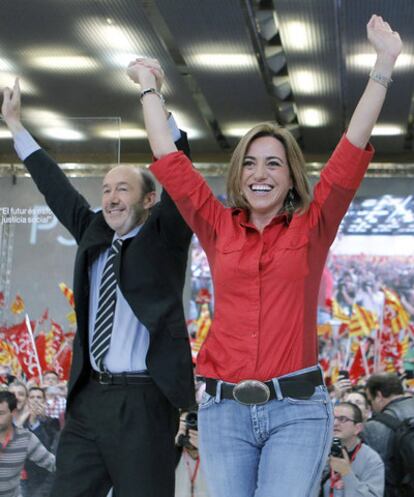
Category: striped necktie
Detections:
[{"x1": 91, "y1": 238, "x2": 123, "y2": 370}]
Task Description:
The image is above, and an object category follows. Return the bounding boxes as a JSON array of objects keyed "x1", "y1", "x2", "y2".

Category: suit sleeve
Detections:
[{"x1": 24, "y1": 149, "x2": 95, "y2": 243}]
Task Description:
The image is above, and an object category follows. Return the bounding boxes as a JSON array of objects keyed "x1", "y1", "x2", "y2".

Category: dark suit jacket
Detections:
[{"x1": 24, "y1": 133, "x2": 195, "y2": 409}]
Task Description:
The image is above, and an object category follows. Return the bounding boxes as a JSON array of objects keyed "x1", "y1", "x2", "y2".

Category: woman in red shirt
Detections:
[{"x1": 128, "y1": 15, "x2": 401, "y2": 497}]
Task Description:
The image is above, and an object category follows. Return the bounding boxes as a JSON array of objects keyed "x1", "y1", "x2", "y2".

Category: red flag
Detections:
[
  {"x1": 54, "y1": 344, "x2": 72, "y2": 381},
  {"x1": 3, "y1": 320, "x2": 40, "y2": 379},
  {"x1": 38, "y1": 309, "x2": 49, "y2": 325},
  {"x1": 0, "y1": 291, "x2": 5, "y2": 308},
  {"x1": 349, "y1": 343, "x2": 366, "y2": 384}
]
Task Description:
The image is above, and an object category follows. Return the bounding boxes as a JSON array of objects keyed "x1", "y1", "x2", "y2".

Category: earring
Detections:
[{"x1": 285, "y1": 188, "x2": 295, "y2": 213}]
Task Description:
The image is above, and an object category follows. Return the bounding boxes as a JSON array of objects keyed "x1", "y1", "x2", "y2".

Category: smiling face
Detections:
[
  {"x1": 102, "y1": 166, "x2": 156, "y2": 236},
  {"x1": 240, "y1": 136, "x2": 292, "y2": 228},
  {"x1": 8, "y1": 385, "x2": 27, "y2": 412}
]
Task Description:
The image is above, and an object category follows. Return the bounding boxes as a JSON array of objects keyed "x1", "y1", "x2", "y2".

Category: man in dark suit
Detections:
[{"x1": 2, "y1": 78, "x2": 195, "y2": 497}]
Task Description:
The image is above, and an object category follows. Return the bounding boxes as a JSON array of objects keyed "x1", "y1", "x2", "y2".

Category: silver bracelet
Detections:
[
  {"x1": 140, "y1": 87, "x2": 165, "y2": 105},
  {"x1": 369, "y1": 70, "x2": 393, "y2": 89}
]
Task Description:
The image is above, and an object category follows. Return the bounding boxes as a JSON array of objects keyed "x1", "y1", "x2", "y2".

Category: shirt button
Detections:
[{"x1": 251, "y1": 332, "x2": 257, "y2": 338}]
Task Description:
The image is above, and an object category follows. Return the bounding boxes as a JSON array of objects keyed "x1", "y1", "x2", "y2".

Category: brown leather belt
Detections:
[
  {"x1": 91, "y1": 370, "x2": 152, "y2": 385},
  {"x1": 205, "y1": 369, "x2": 323, "y2": 405}
]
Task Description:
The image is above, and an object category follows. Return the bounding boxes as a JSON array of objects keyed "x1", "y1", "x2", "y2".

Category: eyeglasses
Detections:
[{"x1": 334, "y1": 415, "x2": 356, "y2": 424}]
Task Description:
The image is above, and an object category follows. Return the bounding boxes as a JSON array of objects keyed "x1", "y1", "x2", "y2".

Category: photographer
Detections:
[{"x1": 321, "y1": 402, "x2": 384, "y2": 497}]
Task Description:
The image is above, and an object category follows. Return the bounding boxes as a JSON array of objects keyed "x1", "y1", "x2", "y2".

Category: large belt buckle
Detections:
[
  {"x1": 97, "y1": 372, "x2": 112, "y2": 385},
  {"x1": 232, "y1": 380, "x2": 270, "y2": 406}
]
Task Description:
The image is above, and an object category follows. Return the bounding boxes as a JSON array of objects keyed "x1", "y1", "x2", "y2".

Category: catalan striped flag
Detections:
[{"x1": 349, "y1": 304, "x2": 379, "y2": 337}]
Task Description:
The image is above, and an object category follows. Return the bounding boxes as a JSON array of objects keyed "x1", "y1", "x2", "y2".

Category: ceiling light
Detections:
[
  {"x1": 372, "y1": 124, "x2": 405, "y2": 136},
  {"x1": 290, "y1": 70, "x2": 319, "y2": 95},
  {"x1": 299, "y1": 107, "x2": 330, "y2": 127},
  {"x1": 24, "y1": 108, "x2": 66, "y2": 125},
  {"x1": 282, "y1": 21, "x2": 315, "y2": 52},
  {"x1": 348, "y1": 53, "x2": 414, "y2": 70},
  {"x1": 0, "y1": 129, "x2": 12, "y2": 139},
  {"x1": 41, "y1": 128, "x2": 86, "y2": 141},
  {"x1": 30, "y1": 55, "x2": 98, "y2": 71},
  {"x1": 0, "y1": 58, "x2": 13, "y2": 71},
  {"x1": 223, "y1": 123, "x2": 259, "y2": 137},
  {"x1": 78, "y1": 21, "x2": 135, "y2": 51},
  {"x1": 97, "y1": 127, "x2": 147, "y2": 139},
  {"x1": 190, "y1": 53, "x2": 256, "y2": 70}
]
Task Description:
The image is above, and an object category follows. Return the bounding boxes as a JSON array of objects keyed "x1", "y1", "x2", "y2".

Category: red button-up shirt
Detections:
[{"x1": 151, "y1": 135, "x2": 374, "y2": 382}]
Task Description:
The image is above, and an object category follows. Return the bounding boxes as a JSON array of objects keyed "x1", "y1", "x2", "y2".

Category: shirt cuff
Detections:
[
  {"x1": 168, "y1": 113, "x2": 181, "y2": 142},
  {"x1": 14, "y1": 128, "x2": 41, "y2": 161}
]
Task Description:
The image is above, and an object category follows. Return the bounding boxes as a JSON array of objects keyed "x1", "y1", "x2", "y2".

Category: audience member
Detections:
[
  {"x1": 364, "y1": 373, "x2": 414, "y2": 497},
  {"x1": 321, "y1": 402, "x2": 384, "y2": 497},
  {"x1": 0, "y1": 391, "x2": 55, "y2": 497}
]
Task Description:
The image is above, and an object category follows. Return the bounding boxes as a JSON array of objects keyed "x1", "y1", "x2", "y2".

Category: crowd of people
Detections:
[
  {"x1": 0, "y1": 11, "x2": 413, "y2": 497},
  {"x1": 0, "y1": 372, "x2": 67, "y2": 497}
]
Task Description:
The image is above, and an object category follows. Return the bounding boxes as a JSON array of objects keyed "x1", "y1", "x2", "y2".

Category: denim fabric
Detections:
[{"x1": 198, "y1": 376, "x2": 333, "y2": 497}]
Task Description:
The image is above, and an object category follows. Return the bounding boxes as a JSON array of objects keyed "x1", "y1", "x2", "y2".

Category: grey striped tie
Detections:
[{"x1": 91, "y1": 238, "x2": 123, "y2": 370}]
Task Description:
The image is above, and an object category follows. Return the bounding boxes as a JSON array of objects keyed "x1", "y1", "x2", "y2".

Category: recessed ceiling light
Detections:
[
  {"x1": 299, "y1": 108, "x2": 330, "y2": 127},
  {"x1": 282, "y1": 21, "x2": 316, "y2": 51},
  {"x1": 41, "y1": 128, "x2": 86, "y2": 141},
  {"x1": 290, "y1": 70, "x2": 319, "y2": 95},
  {"x1": 97, "y1": 128, "x2": 147, "y2": 139},
  {"x1": 190, "y1": 53, "x2": 256, "y2": 70},
  {"x1": 372, "y1": 124, "x2": 405, "y2": 136},
  {"x1": 0, "y1": 129, "x2": 12, "y2": 139},
  {"x1": 78, "y1": 20, "x2": 135, "y2": 51},
  {"x1": 29, "y1": 55, "x2": 98, "y2": 71},
  {"x1": 348, "y1": 53, "x2": 414, "y2": 70},
  {"x1": 0, "y1": 58, "x2": 13, "y2": 71}
]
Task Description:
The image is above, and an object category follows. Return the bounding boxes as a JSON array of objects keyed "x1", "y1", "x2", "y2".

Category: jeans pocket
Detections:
[
  {"x1": 285, "y1": 385, "x2": 329, "y2": 405},
  {"x1": 198, "y1": 391, "x2": 215, "y2": 410}
]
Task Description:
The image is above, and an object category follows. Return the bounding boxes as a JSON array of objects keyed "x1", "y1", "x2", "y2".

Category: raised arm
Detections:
[
  {"x1": 127, "y1": 58, "x2": 177, "y2": 158},
  {"x1": 2, "y1": 78, "x2": 25, "y2": 135},
  {"x1": 346, "y1": 15, "x2": 402, "y2": 148}
]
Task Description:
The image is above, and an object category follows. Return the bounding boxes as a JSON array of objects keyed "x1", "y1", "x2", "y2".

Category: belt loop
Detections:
[
  {"x1": 272, "y1": 378, "x2": 284, "y2": 400},
  {"x1": 215, "y1": 380, "x2": 223, "y2": 403}
]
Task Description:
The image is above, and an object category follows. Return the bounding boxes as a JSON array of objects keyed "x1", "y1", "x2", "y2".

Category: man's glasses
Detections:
[{"x1": 334, "y1": 415, "x2": 356, "y2": 424}]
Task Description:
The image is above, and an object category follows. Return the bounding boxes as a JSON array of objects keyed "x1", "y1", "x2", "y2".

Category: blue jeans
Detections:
[{"x1": 198, "y1": 368, "x2": 333, "y2": 497}]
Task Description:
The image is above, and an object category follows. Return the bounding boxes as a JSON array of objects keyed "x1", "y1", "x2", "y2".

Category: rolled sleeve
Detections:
[{"x1": 322, "y1": 134, "x2": 375, "y2": 190}]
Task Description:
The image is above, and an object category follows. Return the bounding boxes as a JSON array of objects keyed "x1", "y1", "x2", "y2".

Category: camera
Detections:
[
  {"x1": 330, "y1": 437, "x2": 344, "y2": 458},
  {"x1": 176, "y1": 410, "x2": 198, "y2": 450}
]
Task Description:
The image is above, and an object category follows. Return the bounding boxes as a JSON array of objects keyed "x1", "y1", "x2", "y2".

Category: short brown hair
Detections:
[
  {"x1": 366, "y1": 373, "x2": 404, "y2": 399},
  {"x1": 226, "y1": 123, "x2": 311, "y2": 216}
]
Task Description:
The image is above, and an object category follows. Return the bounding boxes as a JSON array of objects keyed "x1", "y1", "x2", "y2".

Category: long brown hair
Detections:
[{"x1": 226, "y1": 123, "x2": 311, "y2": 215}]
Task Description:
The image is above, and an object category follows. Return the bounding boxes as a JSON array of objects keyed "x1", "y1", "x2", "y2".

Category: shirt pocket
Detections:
[
  {"x1": 272, "y1": 232, "x2": 309, "y2": 280},
  {"x1": 214, "y1": 237, "x2": 246, "y2": 279}
]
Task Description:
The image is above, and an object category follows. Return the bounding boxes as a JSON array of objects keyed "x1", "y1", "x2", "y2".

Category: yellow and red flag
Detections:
[
  {"x1": 331, "y1": 299, "x2": 350, "y2": 323},
  {"x1": 349, "y1": 304, "x2": 379, "y2": 337},
  {"x1": 10, "y1": 294, "x2": 25, "y2": 315},
  {"x1": 59, "y1": 283, "x2": 75, "y2": 308},
  {"x1": 383, "y1": 288, "x2": 410, "y2": 334}
]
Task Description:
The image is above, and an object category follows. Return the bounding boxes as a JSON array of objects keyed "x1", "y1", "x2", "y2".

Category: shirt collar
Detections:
[
  {"x1": 113, "y1": 225, "x2": 142, "y2": 243},
  {"x1": 232, "y1": 208, "x2": 289, "y2": 229}
]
